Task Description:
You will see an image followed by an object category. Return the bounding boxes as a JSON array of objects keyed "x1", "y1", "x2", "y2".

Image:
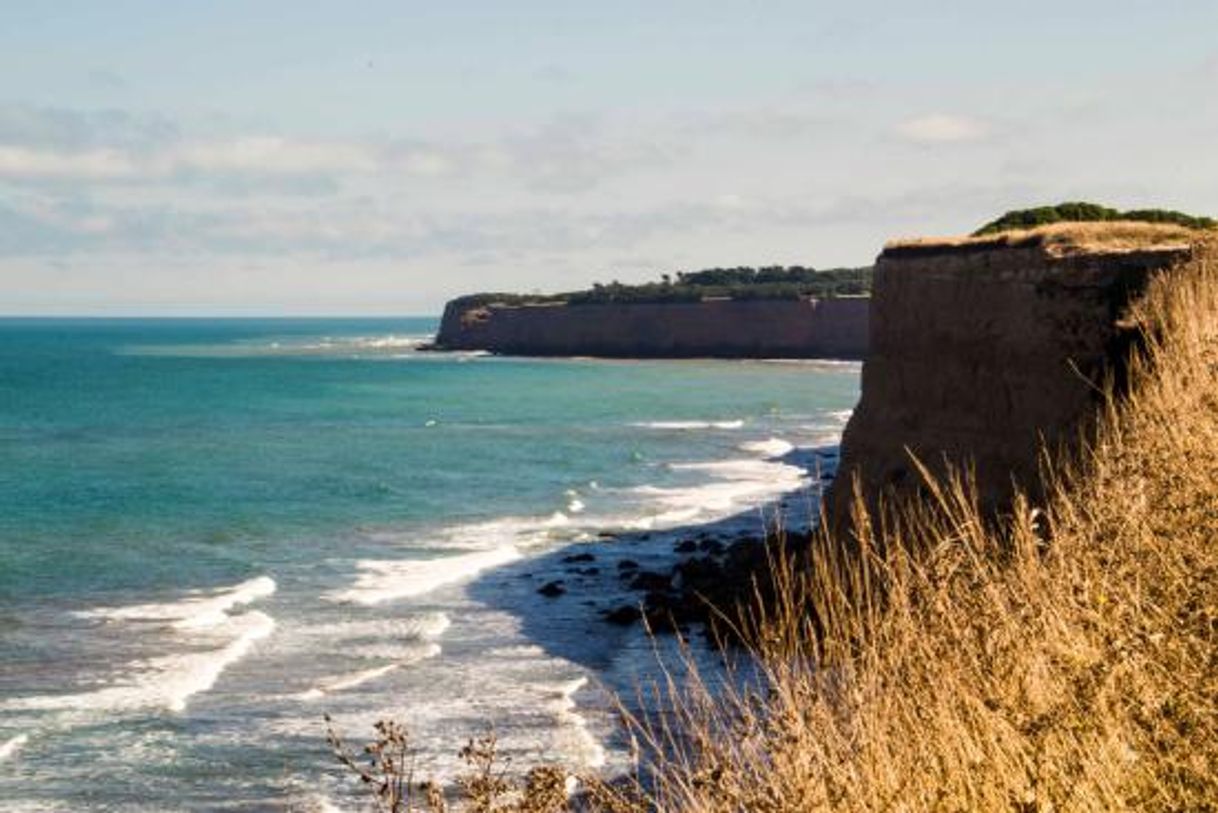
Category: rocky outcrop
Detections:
[
  {"x1": 432, "y1": 297, "x2": 870, "y2": 359},
  {"x1": 825, "y1": 239, "x2": 1198, "y2": 524}
]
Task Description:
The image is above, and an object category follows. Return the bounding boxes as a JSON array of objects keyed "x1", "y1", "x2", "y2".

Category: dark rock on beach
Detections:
[
  {"x1": 629, "y1": 570, "x2": 672, "y2": 592},
  {"x1": 602, "y1": 605, "x2": 643, "y2": 626},
  {"x1": 537, "y1": 581, "x2": 566, "y2": 598}
]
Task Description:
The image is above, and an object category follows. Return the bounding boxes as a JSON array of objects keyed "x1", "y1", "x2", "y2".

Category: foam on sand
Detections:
[
  {"x1": 302, "y1": 612, "x2": 452, "y2": 643},
  {"x1": 542, "y1": 677, "x2": 606, "y2": 769},
  {"x1": 297, "y1": 644, "x2": 442, "y2": 702},
  {"x1": 634, "y1": 457, "x2": 809, "y2": 527},
  {"x1": 327, "y1": 509, "x2": 581, "y2": 605},
  {"x1": 326, "y1": 546, "x2": 522, "y2": 605},
  {"x1": 738, "y1": 437, "x2": 795, "y2": 457},
  {"x1": 0, "y1": 733, "x2": 29, "y2": 762}
]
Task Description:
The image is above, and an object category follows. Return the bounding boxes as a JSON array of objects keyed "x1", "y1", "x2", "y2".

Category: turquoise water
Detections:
[{"x1": 0, "y1": 318, "x2": 859, "y2": 810}]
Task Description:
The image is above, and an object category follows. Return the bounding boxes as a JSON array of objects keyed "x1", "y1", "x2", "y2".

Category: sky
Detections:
[{"x1": 2, "y1": 1, "x2": 1217, "y2": 315}]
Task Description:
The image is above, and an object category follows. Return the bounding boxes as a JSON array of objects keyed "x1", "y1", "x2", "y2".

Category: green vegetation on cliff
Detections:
[
  {"x1": 450, "y1": 265, "x2": 872, "y2": 310},
  {"x1": 973, "y1": 201, "x2": 1215, "y2": 236}
]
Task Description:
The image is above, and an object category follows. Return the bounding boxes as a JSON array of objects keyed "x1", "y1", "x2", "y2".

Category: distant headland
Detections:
[{"x1": 428, "y1": 265, "x2": 873, "y2": 359}]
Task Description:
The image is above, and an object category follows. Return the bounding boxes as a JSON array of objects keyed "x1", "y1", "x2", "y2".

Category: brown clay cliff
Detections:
[
  {"x1": 432, "y1": 296, "x2": 870, "y2": 359},
  {"x1": 825, "y1": 222, "x2": 1205, "y2": 524}
]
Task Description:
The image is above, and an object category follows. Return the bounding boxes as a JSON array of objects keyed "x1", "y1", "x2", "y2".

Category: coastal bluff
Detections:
[
  {"x1": 825, "y1": 223, "x2": 1203, "y2": 523},
  {"x1": 432, "y1": 296, "x2": 870, "y2": 359}
]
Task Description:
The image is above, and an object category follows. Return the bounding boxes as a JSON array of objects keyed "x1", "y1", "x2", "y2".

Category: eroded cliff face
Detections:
[
  {"x1": 826, "y1": 240, "x2": 1197, "y2": 524},
  {"x1": 433, "y1": 297, "x2": 869, "y2": 359}
]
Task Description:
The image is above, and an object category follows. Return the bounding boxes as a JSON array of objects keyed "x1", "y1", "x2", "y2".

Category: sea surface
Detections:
[{"x1": 0, "y1": 318, "x2": 860, "y2": 811}]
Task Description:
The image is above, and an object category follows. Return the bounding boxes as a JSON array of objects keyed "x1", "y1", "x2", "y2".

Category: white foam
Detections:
[
  {"x1": 738, "y1": 437, "x2": 795, "y2": 457},
  {"x1": 632, "y1": 458, "x2": 809, "y2": 527},
  {"x1": 305, "y1": 797, "x2": 351, "y2": 813},
  {"x1": 632, "y1": 419, "x2": 744, "y2": 430},
  {"x1": 542, "y1": 677, "x2": 606, "y2": 769},
  {"x1": 303, "y1": 612, "x2": 452, "y2": 643},
  {"x1": 427, "y1": 512, "x2": 571, "y2": 551},
  {"x1": 296, "y1": 335, "x2": 429, "y2": 353},
  {"x1": 0, "y1": 733, "x2": 28, "y2": 762},
  {"x1": 326, "y1": 546, "x2": 522, "y2": 605},
  {"x1": 296, "y1": 646, "x2": 442, "y2": 702},
  {"x1": 75, "y1": 576, "x2": 276, "y2": 631},
  {"x1": 4, "y1": 610, "x2": 275, "y2": 714}
]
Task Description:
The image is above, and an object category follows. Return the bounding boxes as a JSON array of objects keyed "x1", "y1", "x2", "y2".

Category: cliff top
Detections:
[
  {"x1": 884, "y1": 220, "x2": 1212, "y2": 259},
  {"x1": 448, "y1": 265, "x2": 872, "y2": 311}
]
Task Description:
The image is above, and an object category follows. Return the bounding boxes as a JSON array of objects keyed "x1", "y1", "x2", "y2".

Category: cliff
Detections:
[
  {"x1": 432, "y1": 296, "x2": 870, "y2": 359},
  {"x1": 826, "y1": 222, "x2": 1204, "y2": 524}
]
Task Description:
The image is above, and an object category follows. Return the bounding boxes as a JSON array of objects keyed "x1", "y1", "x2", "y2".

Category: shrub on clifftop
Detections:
[{"x1": 974, "y1": 201, "x2": 1215, "y2": 236}]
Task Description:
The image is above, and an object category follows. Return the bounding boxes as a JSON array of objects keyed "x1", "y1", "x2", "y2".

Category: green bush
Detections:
[{"x1": 973, "y1": 202, "x2": 1216, "y2": 236}]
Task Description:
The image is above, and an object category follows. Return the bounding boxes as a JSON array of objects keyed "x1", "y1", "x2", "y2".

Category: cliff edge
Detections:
[
  {"x1": 826, "y1": 221, "x2": 1206, "y2": 524},
  {"x1": 432, "y1": 296, "x2": 870, "y2": 359}
]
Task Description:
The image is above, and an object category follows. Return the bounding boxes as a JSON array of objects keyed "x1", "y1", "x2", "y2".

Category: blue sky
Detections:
[{"x1": 2, "y1": 1, "x2": 1217, "y2": 314}]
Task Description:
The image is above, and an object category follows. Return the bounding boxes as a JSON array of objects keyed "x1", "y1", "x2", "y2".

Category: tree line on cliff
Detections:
[{"x1": 450, "y1": 265, "x2": 872, "y2": 310}]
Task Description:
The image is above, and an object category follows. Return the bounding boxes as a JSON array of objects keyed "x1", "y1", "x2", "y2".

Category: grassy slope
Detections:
[{"x1": 620, "y1": 238, "x2": 1218, "y2": 812}]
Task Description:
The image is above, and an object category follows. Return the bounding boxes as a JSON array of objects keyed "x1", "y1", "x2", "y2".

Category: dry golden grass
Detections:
[
  {"x1": 331, "y1": 240, "x2": 1218, "y2": 811},
  {"x1": 617, "y1": 239, "x2": 1218, "y2": 812},
  {"x1": 886, "y1": 220, "x2": 1208, "y2": 256}
]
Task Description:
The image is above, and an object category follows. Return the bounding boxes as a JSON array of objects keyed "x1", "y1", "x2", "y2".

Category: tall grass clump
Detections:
[{"x1": 331, "y1": 241, "x2": 1217, "y2": 811}]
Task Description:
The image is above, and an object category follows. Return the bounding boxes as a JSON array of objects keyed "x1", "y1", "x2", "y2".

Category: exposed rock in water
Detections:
[
  {"x1": 602, "y1": 605, "x2": 643, "y2": 626},
  {"x1": 628, "y1": 571, "x2": 672, "y2": 592},
  {"x1": 537, "y1": 581, "x2": 566, "y2": 598}
]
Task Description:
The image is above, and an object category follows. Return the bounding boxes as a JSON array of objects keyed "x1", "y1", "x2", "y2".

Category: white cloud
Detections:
[
  {"x1": 894, "y1": 113, "x2": 990, "y2": 144},
  {"x1": 0, "y1": 146, "x2": 139, "y2": 179},
  {"x1": 0, "y1": 108, "x2": 661, "y2": 193},
  {"x1": 172, "y1": 137, "x2": 380, "y2": 175}
]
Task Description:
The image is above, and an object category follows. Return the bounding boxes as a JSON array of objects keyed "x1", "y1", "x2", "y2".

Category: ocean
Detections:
[{"x1": 0, "y1": 318, "x2": 860, "y2": 811}]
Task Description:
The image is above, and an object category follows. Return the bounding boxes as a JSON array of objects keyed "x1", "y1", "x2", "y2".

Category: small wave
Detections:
[
  {"x1": 4, "y1": 610, "x2": 275, "y2": 714},
  {"x1": 303, "y1": 796, "x2": 351, "y2": 813},
  {"x1": 0, "y1": 733, "x2": 28, "y2": 762},
  {"x1": 738, "y1": 437, "x2": 795, "y2": 458},
  {"x1": 541, "y1": 677, "x2": 606, "y2": 769},
  {"x1": 326, "y1": 546, "x2": 522, "y2": 605},
  {"x1": 372, "y1": 513, "x2": 572, "y2": 553},
  {"x1": 74, "y1": 576, "x2": 276, "y2": 631},
  {"x1": 632, "y1": 419, "x2": 744, "y2": 430},
  {"x1": 632, "y1": 458, "x2": 808, "y2": 526},
  {"x1": 303, "y1": 612, "x2": 452, "y2": 643},
  {"x1": 827, "y1": 409, "x2": 854, "y2": 423},
  {"x1": 286, "y1": 334, "x2": 431, "y2": 353},
  {"x1": 759, "y1": 358, "x2": 863, "y2": 370},
  {"x1": 297, "y1": 645, "x2": 441, "y2": 702}
]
